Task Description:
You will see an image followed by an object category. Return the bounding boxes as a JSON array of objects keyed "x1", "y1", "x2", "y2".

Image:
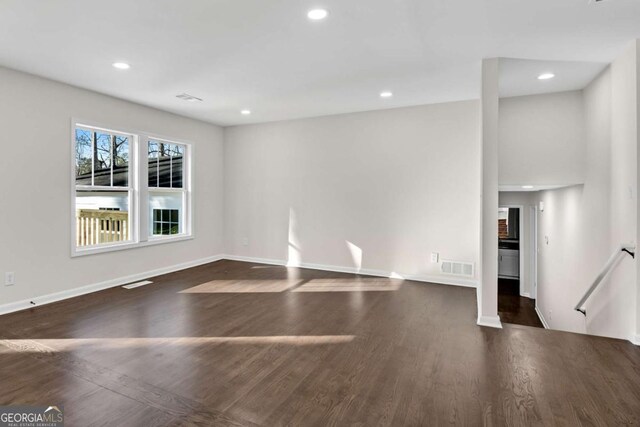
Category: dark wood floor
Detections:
[
  {"x1": 498, "y1": 278, "x2": 544, "y2": 328},
  {"x1": 1, "y1": 260, "x2": 639, "y2": 426}
]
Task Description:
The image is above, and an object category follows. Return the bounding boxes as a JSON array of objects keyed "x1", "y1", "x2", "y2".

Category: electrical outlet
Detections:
[
  {"x1": 430, "y1": 252, "x2": 439, "y2": 263},
  {"x1": 5, "y1": 272, "x2": 15, "y2": 286},
  {"x1": 241, "y1": 237, "x2": 249, "y2": 247}
]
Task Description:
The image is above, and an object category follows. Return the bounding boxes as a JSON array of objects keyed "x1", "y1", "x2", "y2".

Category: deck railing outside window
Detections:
[{"x1": 76, "y1": 209, "x2": 129, "y2": 247}]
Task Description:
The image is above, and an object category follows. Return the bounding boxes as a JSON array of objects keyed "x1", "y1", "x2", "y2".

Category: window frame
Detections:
[
  {"x1": 145, "y1": 137, "x2": 192, "y2": 242},
  {"x1": 70, "y1": 119, "x2": 194, "y2": 257}
]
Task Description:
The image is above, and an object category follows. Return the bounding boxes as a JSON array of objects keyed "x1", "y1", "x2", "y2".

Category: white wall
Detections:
[
  {"x1": 533, "y1": 42, "x2": 638, "y2": 341},
  {"x1": 0, "y1": 66, "x2": 225, "y2": 306},
  {"x1": 499, "y1": 91, "x2": 585, "y2": 186},
  {"x1": 536, "y1": 184, "x2": 595, "y2": 332},
  {"x1": 498, "y1": 191, "x2": 537, "y2": 298},
  {"x1": 224, "y1": 101, "x2": 481, "y2": 286},
  {"x1": 637, "y1": 40, "x2": 640, "y2": 343},
  {"x1": 601, "y1": 41, "x2": 637, "y2": 340},
  {"x1": 497, "y1": 90, "x2": 588, "y2": 308}
]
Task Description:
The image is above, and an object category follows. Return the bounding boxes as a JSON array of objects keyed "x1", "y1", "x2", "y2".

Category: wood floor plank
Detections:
[
  {"x1": 0, "y1": 338, "x2": 256, "y2": 427},
  {"x1": 1, "y1": 259, "x2": 639, "y2": 426}
]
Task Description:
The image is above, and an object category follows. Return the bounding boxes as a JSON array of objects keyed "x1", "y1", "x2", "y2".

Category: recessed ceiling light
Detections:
[
  {"x1": 380, "y1": 91, "x2": 393, "y2": 98},
  {"x1": 307, "y1": 9, "x2": 328, "y2": 20},
  {"x1": 522, "y1": 185, "x2": 534, "y2": 189},
  {"x1": 538, "y1": 73, "x2": 555, "y2": 80},
  {"x1": 112, "y1": 62, "x2": 130, "y2": 70},
  {"x1": 241, "y1": 110, "x2": 251, "y2": 115}
]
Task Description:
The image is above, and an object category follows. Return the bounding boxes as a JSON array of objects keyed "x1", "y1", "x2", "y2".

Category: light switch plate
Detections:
[{"x1": 430, "y1": 252, "x2": 439, "y2": 263}]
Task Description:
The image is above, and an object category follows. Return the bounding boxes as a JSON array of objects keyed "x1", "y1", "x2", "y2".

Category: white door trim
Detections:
[{"x1": 530, "y1": 205, "x2": 538, "y2": 300}]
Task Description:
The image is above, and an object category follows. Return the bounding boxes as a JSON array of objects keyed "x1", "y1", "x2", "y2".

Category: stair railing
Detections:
[{"x1": 574, "y1": 244, "x2": 635, "y2": 316}]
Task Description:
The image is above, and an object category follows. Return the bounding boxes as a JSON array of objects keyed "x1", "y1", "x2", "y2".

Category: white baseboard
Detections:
[
  {"x1": 535, "y1": 306, "x2": 549, "y2": 329},
  {"x1": 0, "y1": 255, "x2": 224, "y2": 316},
  {"x1": 520, "y1": 291, "x2": 532, "y2": 299},
  {"x1": 629, "y1": 334, "x2": 640, "y2": 346},
  {"x1": 477, "y1": 315, "x2": 503, "y2": 329},
  {"x1": 222, "y1": 254, "x2": 479, "y2": 288},
  {"x1": 223, "y1": 254, "x2": 285, "y2": 267}
]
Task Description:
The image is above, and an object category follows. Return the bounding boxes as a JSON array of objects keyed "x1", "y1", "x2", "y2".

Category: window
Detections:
[
  {"x1": 74, "y1": 126, "x2": 132, "y2": 249},
  {"x1": 148, "y1": 140, "x2": 188, "y2": 238},
  {"x1": 153, "y1": 209, "x2": 180, "y2": 235},
  {"x1": 72, "y1": 122, "x2": 192, "y2": 256}
]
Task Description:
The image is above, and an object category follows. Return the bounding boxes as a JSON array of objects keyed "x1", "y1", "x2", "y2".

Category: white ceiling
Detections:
[
  {"x1": 499, "y1": 58, "x2": 608, "y2": 98},
  {"x1": 0, "y1": 0, "x2": 639, "y2": 126}
]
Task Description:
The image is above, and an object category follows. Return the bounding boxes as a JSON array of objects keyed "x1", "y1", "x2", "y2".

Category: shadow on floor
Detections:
[{"x1": 498, "y1": 278, "x2": 544, "y2": 328}]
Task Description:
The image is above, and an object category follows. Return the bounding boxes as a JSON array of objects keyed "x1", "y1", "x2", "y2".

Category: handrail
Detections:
[{"x1": 574, "y1": 244, "x2": 635, "y2": 316}]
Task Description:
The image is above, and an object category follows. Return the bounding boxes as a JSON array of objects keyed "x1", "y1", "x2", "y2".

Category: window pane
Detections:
[
  {"x1": 150, "y1": 193, "x2": 182, "y2": 236},
  {"x1": 158, "y1": 143, "x2": 171, "y2": 188},
  {"x1": 94, "y1": 132, "x2": 112, "y2": 186},
  {"x1": 162, "y1": 223, "x2": 171, "y2": 235},
  {"x1": 148, "y1": 141, "x2": 158, "y2": 188},
  {"x1": 75, "y1": 129, "x2": 92, "y2": 186},
  {"x1": 171, "y1": 145, "x2": 184, "y2": 188},
  {"x1": 113, "y1": 136, "x2": 129, "y2": 187},
  {"x1": 76, "y1": 190, "x2": 130, "y2": 247}
]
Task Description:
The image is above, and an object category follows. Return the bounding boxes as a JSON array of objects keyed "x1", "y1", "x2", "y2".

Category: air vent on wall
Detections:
[
  {"x1": 176, "y1": 93, "x2": 203, "y2": 102},
  {"x1": 441, "y1": 260, "x2": 474, "y2": 277}
]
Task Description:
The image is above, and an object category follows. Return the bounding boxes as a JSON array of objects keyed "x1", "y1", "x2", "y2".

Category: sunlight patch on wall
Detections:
[
  {"x1": 287, "y1": 207, "x2": 301, "y2": 267},
  {"x1": 346, "y1": 240, "x2": 363, "y2": 273}
]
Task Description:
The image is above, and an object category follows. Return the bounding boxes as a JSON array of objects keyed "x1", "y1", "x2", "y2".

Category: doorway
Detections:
[
  {"x1": 498, "y1": 206, "x2": 521, "y2": 283},
  {"x1": 497, "y1": 205, "x2": 543, "y2": 328}
]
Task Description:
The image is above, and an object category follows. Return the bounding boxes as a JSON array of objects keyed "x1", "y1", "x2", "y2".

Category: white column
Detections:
[{"x1": 478, "y1": 58, "x2": 502, "y2": 328}]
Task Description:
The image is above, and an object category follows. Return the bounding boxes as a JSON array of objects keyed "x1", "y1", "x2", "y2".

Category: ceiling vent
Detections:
[
  {"x1": 441, "y1": 260, "x2": 474, "y2": 277},
  {"x1": 176, "y1": 93, "x2": 203, "y2": 102}
]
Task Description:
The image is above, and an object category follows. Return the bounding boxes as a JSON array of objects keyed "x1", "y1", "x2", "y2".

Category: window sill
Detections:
[
  {"x1": 71, "y1": 234, "x2": 194, "y2": 258},
  {"x1": 146, "y1": 234, "x2": 194, "y2": 246}
]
